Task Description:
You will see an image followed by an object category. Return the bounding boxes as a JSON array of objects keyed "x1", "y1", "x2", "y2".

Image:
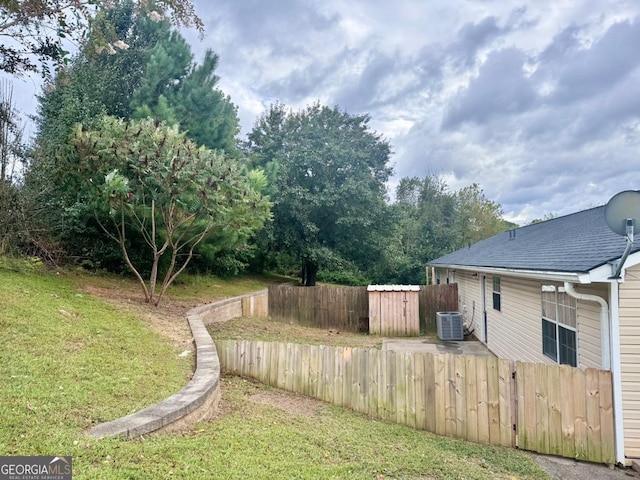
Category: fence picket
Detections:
[
  {"x1": 498, "y1": 358, "x2": 512, "y2": 447},
  {"x1": 434, "y1": 353, "x2": 446, "y2": 436},
  {"x1": 547, "y1": 365, "x2": 562, "y2": 456},
  {"x1": 268, "y1": 284, "x2": 457, "y2": 334},
  {"x1": 414, "y1": 353, "x2": 427, "y2": 430},
  {"x1": 214, "y1": 339, "x2": 615, "y2": 465},
  {"x1": 586, "y1": 368, "x2": 603, "y2": 463},
  {"x1": 475, "y1": 356, "x2": 490, "y2": 444},
  {"x1": 573, "y1": 367, "x2": 589, "y2": 460},
  {"x1": 560, "y1": 365, "x2": 576, "y2": 458}
]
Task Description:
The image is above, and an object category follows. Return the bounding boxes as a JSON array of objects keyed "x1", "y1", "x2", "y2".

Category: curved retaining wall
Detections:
[{"x1": 86, "y1": 289, "x2": 268, "y2": 439}]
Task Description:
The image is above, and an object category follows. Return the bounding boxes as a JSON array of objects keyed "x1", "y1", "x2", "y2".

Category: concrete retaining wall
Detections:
[{"x1": 86, "y1": 289, "x2": 268, "y2": 439}]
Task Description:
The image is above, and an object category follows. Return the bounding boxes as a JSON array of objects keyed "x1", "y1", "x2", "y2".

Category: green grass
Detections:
[
  {"x1": 66, "y1": 269, "x2": 286, "y2": 303},
  {"x1": 70, "y1": 376, "x2": 548, "y2": 479},
  {"x1": 0, "y1": 269, "x2": 192, "y2": 450},
  {"x1": 209, "y1": 316, "x2": 383, "y2": 348},
  {"x1": 164, "y1": 273, "x2": 287, "y2": 301},
  {"x1": 0, "y1": 266, "x2": 549, "y2": 479}
]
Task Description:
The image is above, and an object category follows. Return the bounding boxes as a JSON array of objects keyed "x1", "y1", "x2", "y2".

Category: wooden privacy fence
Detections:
[
  {"x1": 268, "y1": 285, "x2": 369, "y2": 332},
  {"x1": 215, "y1": 339, "x2": 615, "y2": 464},
  {"x1": 419, "y1": 284, "x2": 458, "y2": 333},
  {"x1": 268, "y1": 284, "x2": 458, "y2": 334}
]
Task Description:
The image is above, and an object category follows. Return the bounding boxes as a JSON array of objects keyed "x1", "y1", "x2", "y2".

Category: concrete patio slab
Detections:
[{"x1": 382, "y1": 337, "x2": 495, "y2": 356}]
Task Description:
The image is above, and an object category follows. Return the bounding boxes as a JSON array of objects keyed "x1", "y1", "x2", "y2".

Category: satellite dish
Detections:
[{"x1": 604, "y1": 190, "x2": 640, "y2": 236}]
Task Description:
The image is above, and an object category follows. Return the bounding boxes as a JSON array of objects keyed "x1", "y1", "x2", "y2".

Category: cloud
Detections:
[
  {"x1": 542, "y1": 16, "x2": 640, "y2": 105},
  {"x1": 442, "y1": 48, "x2": 538, "y2": 128},
  {"x1": 8, "y1": 0, "x2": 640, "y2": 225}
]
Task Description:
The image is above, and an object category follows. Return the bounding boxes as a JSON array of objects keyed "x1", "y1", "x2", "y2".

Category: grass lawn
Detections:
[
  {"x1": 208, "y1": 316, "x2": 384, "y2": 348},
  {"x1": 0, "y1": 266, "x2": 549, "y2": 479}
]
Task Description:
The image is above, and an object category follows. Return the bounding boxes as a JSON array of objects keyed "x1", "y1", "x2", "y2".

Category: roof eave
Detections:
[{"x1": 430, "y1": 264, "x2": 591, "y2": 284}]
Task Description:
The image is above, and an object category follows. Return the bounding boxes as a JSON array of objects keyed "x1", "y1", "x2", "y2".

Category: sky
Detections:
[{"x1": 9, "y1": 0, "x2": 640, "y2": 224}]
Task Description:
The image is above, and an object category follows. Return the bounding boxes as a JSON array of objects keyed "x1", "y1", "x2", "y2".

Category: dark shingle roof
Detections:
[{"x1": 429, "y1": 206, "x2": 640, "y2": 273}]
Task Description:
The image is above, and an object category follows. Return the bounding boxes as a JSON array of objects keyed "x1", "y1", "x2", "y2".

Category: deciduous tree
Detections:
[
  {"x1": 248, "y1": 103, "x2": 392, "y2": 286},
  {"x1": 66, "y1": 116, "x2": 270, "y2": 305},
  {"x1": 0, "y1": 0, "x2": 202, "y2": 76}
]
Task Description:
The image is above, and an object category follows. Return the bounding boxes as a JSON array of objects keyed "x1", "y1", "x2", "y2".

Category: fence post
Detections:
[{"x1": 510, "y1": 360, "x2": 518, "y2": 448}]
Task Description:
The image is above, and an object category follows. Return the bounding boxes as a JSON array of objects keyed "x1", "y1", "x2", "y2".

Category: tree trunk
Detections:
[{"x1": 304, "y1": 260, "x2": 318, "y2": 286}]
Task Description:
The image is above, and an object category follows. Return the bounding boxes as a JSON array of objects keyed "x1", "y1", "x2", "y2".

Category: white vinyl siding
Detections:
[
  {"x1": 455, "y1": 271, "x2": 484, "y2": 342},
  {"x1": 618, "y1": 264, "x2": 640, "y2": 458},
  {"x1": 575, "y1": 283, "x2": 607, "y2": 369},
  {"x1": 486, "y1": 276, "x2": 553, "y2": 364},
  {"x1": 451, "y1": 272, "x2": 604, "y2": 369}
]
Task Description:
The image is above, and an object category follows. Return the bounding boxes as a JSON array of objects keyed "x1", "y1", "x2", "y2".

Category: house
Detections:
[{"x1": 428, "y1": 203, "x2": 640, "y2": 465}]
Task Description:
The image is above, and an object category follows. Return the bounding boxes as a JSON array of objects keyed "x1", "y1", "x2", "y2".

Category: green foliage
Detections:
[
  {"x1": 131, "y1": 35, "x2": 240, "y2": 154},
  {"x1": 0, "y1": 255, "x2": 43, "y2": 273},
  {"x1": 248, "y1": 102, "x2": 392, "y2": 286},
  {"x1": 0, "y1": 0, "x2": 203, "y2": 77},
  {"x1": 529, "y1": 212, "x2": 557, "y2": 225},
  {"x1": 28, "y1": 2, "x2": 246, "y2": 273},
  {"x1": 379, "y1": 175, "x2": 511, "y2": 284},
  {"x1": 454, "y1": 183, "x2": 513, "y2": 246},
  {"x1": 66, "y1": 116, "x2": 270, "y2": 304}
]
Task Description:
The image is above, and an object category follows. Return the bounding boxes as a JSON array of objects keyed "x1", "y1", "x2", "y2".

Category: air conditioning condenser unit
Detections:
[{"x1": 436, "y1": 311, "x2": 464, "y2": 341}]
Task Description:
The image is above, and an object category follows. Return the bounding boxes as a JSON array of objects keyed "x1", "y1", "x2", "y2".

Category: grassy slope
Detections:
[
  {"x1": 0, "y1": 269, "x2": 193, "y2": 454},
  {"x1": 0, "y1": 268, "x2": 549, "y2": 479}
]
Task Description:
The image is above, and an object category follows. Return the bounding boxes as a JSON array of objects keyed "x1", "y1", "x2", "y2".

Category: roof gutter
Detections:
[
  {"x1": 563, "y1": 282, "x2": 610, "y2": 370},
  {"x1": 430, "y1": 264, "x2": 589, "y2": 283}
]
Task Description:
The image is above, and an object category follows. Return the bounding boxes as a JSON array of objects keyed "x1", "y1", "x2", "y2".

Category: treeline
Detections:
[{"x1": 0, "y1": 1, "x2": 514, "y2": 298}]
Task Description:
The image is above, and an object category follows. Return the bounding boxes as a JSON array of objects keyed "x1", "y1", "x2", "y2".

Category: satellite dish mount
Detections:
[{"x1": 604, "y1": 191, "x2": 640, "y2": 279}]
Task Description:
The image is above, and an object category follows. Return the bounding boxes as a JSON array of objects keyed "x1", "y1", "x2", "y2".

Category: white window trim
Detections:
[{"x1": 541, "y1": 285, "x2": 578, "y2": 366}]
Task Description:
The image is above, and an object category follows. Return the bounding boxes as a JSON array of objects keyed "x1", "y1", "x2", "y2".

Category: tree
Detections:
[
  {"x1": 384, "y1": 175, "x2": 511, "y2": 284},
  {"x1": 130, "y1": 34, "x2": 240, "y2": 153},
  {"x1": 0, "y1": 79, "x2": 27, "y2": 254},
  {"x1": 454, "y1": 183, "x2": 513, "y2": 246},
  {"x1": 64, "y1": 116, "x2": 270, "y2": 305},
  {"x1": 0, "y1": 79, "x2": 24, "y2": 183},
  {"x1": 389, "y1": 174, "x2": 458, "y2": 283},
  {"x1": 528, "y1": 213, "x2": 556, "y2": 225},
  {"x1": 29, "y1": 3, "x2": 243, "y2": 271},
  {"x1": 0, "y1": 0, "x2": 203, "y2": 76},
  {"x1": 248, "y1": 103, "x2": 392, "y2": 286}
]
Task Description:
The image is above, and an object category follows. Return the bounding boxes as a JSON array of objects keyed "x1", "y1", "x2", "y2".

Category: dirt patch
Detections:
[
  {"x1": 246, "y1": 389, "x2": 324, "y2": 417},
  {"x1": 210, "y1": 377, "x2": 325, "y2": 421},
  {"x1": 80, "y1": 284, "x2": 196, "y2": 352}
]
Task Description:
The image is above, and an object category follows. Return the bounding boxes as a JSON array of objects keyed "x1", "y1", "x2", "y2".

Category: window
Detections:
[
  {"x1": 492, "y1": 276, "x2": 501, "y2": 311},
  {"x1": 541, "y1": 285, "x2": 577, "y2": 367}
]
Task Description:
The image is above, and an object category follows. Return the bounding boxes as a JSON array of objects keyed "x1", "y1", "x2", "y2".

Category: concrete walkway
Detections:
[
  {"x1": 533, "y1": 454, "x2": 639, "y2": 479},
  {"x1": 382, "y1": 337, "x2": 495, "y2": 356}
]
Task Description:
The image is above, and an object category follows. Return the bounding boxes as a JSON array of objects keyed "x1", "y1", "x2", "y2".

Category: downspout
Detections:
[
  {"x1": 609, "y1": 281, "x2": 626, "y2": 465},
  {"x1": 564, "y1": 281, "x2": 625, "y2": 465},
  {"x1": 563, "y1": 282, "x2": 610, "y2": 370}
]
